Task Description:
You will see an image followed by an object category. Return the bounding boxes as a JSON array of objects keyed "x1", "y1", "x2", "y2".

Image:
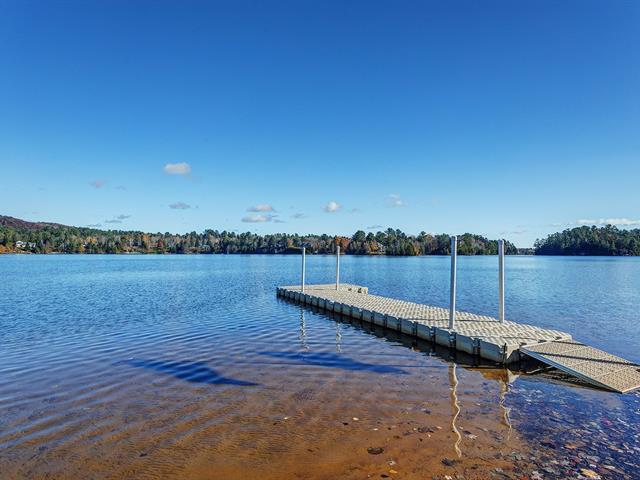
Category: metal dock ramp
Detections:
[{"x1": 520, "y1": 341, "x2": 640, "y2": 393}]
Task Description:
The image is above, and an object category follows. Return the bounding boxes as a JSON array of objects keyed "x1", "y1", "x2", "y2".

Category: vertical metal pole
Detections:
[
  {"x1": 335, "y1": 244, "x2": 340, "y2": 290},
  {"x1": 449, "y1": 236, "x2": 457, "y2": 329},
  {"x1": 301, "y1": 246, "x2": 306, "y2": 293},
  {"x1": 498, "y1": 239, "x2": 505, "y2": 323}
]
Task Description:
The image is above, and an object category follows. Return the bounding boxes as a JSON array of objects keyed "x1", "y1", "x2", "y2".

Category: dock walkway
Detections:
[{"x1": 277, "y1": 284, "x2": 640, "y2": 393}]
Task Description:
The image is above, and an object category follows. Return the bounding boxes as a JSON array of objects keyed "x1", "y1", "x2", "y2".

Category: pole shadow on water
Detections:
[{"x1": 118, "y1": 359, "x2": 259, "y2": 386}]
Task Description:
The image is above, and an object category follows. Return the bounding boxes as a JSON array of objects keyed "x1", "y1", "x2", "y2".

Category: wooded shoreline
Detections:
[{"x1": 2, "y1": 215, "x2": 639, "y2": 256}]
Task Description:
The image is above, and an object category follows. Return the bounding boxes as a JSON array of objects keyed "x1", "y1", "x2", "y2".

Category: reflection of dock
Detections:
[{"x1": 276, "y1": 284, "x2": 640, "y2": 393}]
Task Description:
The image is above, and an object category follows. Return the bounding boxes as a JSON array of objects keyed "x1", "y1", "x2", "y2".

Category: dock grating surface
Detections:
[{"x1": 277, "y1": 284, "x2": 570, "y2": 362}]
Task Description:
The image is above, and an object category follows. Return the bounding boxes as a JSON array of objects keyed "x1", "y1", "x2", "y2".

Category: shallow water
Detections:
[{"x1": 1, "y1": 255, "x2": 639, "y2": 479}]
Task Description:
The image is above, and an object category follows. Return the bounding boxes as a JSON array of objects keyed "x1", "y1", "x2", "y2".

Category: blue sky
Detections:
[{"x1": 0, "y1": 0, "x2": 638, "y2": 247}]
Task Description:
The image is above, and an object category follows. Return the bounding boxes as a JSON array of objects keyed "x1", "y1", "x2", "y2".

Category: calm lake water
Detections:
[{"x1": 1, "y1": 255, "x2": 639, "y2": 479}]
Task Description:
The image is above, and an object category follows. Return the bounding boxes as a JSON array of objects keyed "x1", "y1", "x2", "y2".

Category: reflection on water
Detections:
[
  {"x1": 299, "y1": 308, "x2": 309, "y2": 351},
  {"x1": 499, "y1": 378, "x2": 513, "y2": 438},
  {"x1": 449, "y1": 363, "x2": 462, "y2": 458},
  {"x1": 1, "y1": 255, "x2": 639, "y2": 479}
]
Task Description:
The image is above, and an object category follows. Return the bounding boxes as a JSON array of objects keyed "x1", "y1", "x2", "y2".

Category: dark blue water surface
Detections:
[{"x1": 1, "y1": 255, "x2": 639, "y2": 479}]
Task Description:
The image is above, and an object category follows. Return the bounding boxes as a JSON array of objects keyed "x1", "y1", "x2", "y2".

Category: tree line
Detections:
[
  {"x1": 7, "y1": 217, "x2": 639, "y2": 256},
  {"x1": 0, "y1": 221, "x2": 516, "y2": 256},
  {"x1": 534, "y1": 225, "x2": 640, "y2": 256}
]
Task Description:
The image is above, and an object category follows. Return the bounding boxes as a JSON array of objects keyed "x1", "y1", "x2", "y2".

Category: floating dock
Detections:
[{"x1": 276, "y1": 283, "x2": 640, "y2": 393}]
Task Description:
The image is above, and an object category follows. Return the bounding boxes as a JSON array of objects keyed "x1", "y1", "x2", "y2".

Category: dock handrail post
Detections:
[
  {"x1": 498, "y1": 239, "x2": 505, "y2": 323},
  {"x1": 335, "y1": 245, "x2": 340, "y2": 290},
  {"x1": 449, "y1": 235, "x2": 457, "y2": 329},
  {"x1": 301, "y1": 246, "x2": 306, "y2": 293}
]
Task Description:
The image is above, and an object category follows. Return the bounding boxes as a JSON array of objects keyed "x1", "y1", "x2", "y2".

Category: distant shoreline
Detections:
[
  {"x1": 1, "y1": 214, "x2": 515, "y2": 256},
  {"x1": 2, "y1": 251, "x2": 638, "y2": 257},
  {"x1": 2, "y1": 214, "x2": 639, "y2": 256}
]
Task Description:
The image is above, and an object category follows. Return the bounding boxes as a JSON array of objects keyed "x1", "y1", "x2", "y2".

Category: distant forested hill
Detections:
[
  {"x1": 0, "y1": 215, "x2": 515, "y2": 256},
  {"x1": 0, "y1": 215, "x2": 66, "y2": 230},
  {"x1": 534, "y1": 225, "x2": 640, "y2": 256}
]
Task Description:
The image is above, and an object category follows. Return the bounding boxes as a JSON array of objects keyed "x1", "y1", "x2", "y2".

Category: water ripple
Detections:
[{"x1": 1, "y1": 255, "x2": 639, "y2": 479}]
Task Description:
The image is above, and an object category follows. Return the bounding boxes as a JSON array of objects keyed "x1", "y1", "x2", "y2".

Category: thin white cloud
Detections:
[
  {"x1": 89, "y1": 179, "x2": 106, "y2": 189},
  {"x1": 576, "y1": 218, "x2": 640, "y2": 226},
  {"x1": 607, "y1": 218, "x2": 640, "y2": 226},
  {"x1": 386, "y1": 194, "x2": 405, "y2": 208},
  {"x1": 169, "y1": 202, "x2": 191, "y2": 210},
  {"x1": 367, "y1": 224, "x2": 384, "y2": 230},
  {"x1": 242, "y1": 214, "x2": 275, "y2": 223},
  {"x1": 247, "y1": 204, "x2": 275, "y2": 212},
  {"x1": 87, "y1": 223, "x2": 102, "y2": 228},
  {"x1": 163, "y1": 162, "x2": 192, "y2": 175},
  {"x1": 273, "y1": 219, "x2": 286, "y2": 224},
  {"x1": 103, "y1": 214, "x2": 131, "y2": 224},
  {"x1": 324, "y1": 201, "x2": 341, "y2": 213}
]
